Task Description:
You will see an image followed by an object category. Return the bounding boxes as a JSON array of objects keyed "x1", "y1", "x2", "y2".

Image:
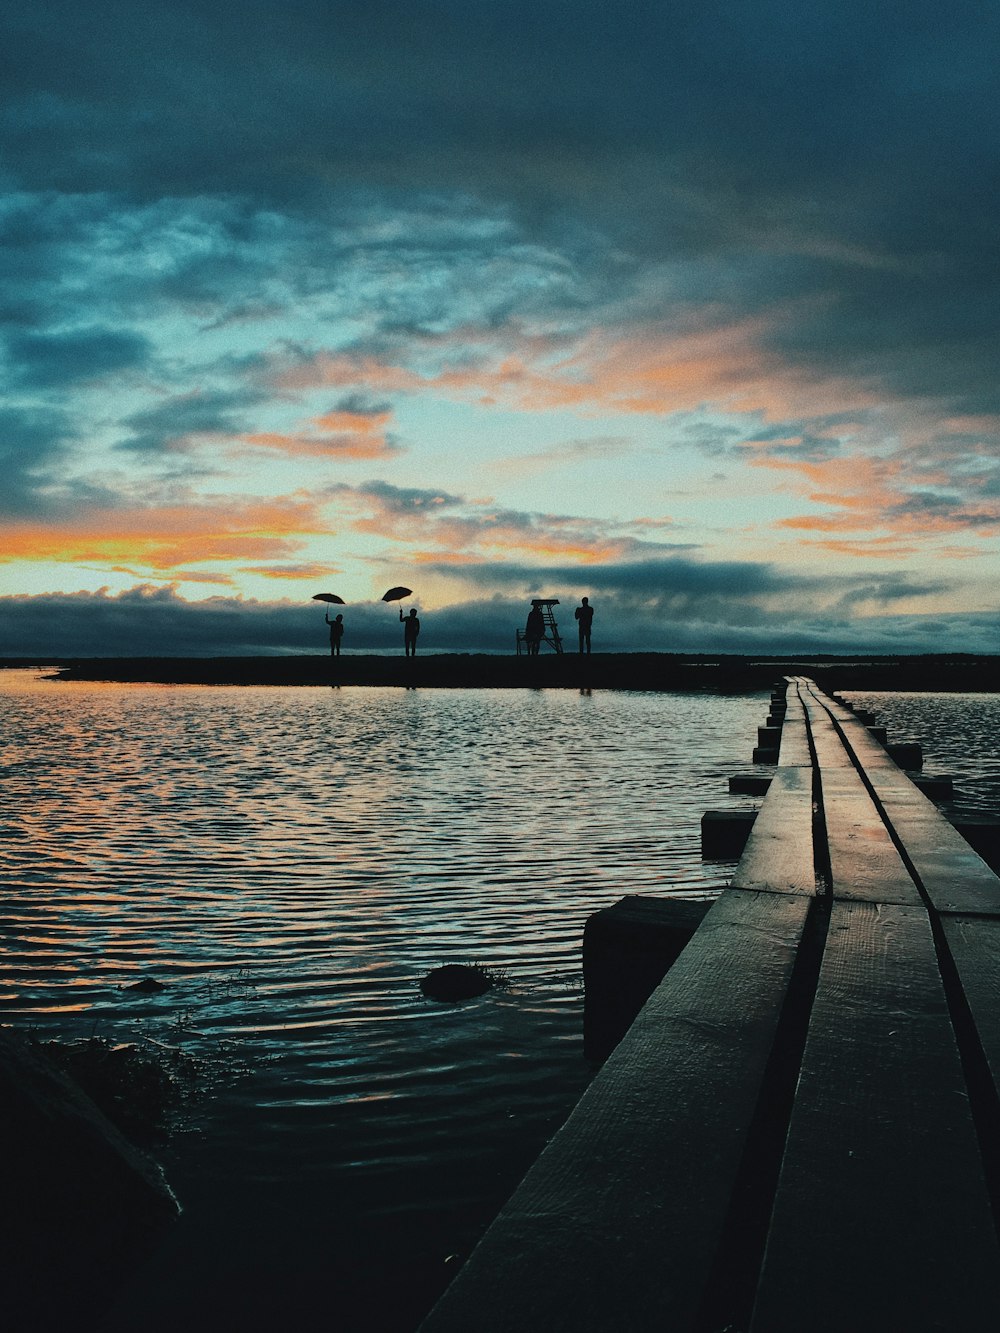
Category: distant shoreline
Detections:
[{"x1": 7, "y1": 653, "x2": 999, "y2": 692}]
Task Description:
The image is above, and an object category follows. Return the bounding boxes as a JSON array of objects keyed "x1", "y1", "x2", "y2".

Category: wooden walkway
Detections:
[{"x1": 418, "y1": 678, "x2": 1000, "y2": 1333}]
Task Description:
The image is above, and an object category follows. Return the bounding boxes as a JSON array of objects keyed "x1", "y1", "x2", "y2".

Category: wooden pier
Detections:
[{"x1": 418, "y1": 678, "x2": 1000, "y2": 1332}]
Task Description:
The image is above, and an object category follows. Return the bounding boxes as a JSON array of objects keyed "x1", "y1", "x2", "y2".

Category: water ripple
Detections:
[{"x1": 0, "y1": 671, "x2": 792, "y2": 1328}]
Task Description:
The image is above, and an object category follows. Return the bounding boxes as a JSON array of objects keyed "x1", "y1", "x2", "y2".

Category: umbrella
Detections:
[
  {"x1": 382, "y1": 586, "x2": 413, "y2": 602},
  {"x1": 312, "y1": 593, "x2": 346, "y2": 605}
]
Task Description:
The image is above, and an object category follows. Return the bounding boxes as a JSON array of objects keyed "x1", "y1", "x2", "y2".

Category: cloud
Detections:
[
  {"x1": 6, "y1": 325, "x2": 151, "y2": 388},
  {"x1": 0, "y1": 405, "x2": 75, "y2": 517},
  {"x1": 0, "y1": 494, "x2": 329, "y2": 571},
  {"x1": 418, "y1": 553, "x2": 951, "y2": 612},
  {"x1": 2, "y1": 567, "x2": 992, "y2": 660},
  {"x1": 330, "y1": 480, "x2": 681, "y2": 564},
  {"x1": 7, "y1": 1, "x2": 992, "y2": 420},
  {"x1": 118, "y1": 389, "x2": 269, "y2": 455},
  {"x1": 241, "y1": 562, "x2": 341, "y2": 580},
  {"x1": 239, "y1": 397, "x2": 401, "y2": 459},
  {"x1": 760, "y1": 452, "x2": 1000, "y2": 542},
  {"x1": 3, "y1": 0, "x2": 1000, "y2": 641}
]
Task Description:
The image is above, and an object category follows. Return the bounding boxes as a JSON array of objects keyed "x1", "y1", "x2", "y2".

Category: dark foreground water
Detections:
[{"x1": 1, "y1": 673, "x2": 998, "y2": 1330}]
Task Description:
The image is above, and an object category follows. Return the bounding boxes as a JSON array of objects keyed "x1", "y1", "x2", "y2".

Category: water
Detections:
[
  {"x1": 4, "y1": 673, "x2": 998, "y2": 1330},
  {"x1": 1, "y1": 671, "x2": 762, "y2": 1330}
]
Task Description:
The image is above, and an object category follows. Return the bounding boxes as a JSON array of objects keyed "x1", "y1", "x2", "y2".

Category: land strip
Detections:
[{"x1": 14, "y1": 652, "x2": 1000, "y2": 691}]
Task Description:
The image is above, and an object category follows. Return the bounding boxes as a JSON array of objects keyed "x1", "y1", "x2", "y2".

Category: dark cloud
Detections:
[
  {"x1": 0, "y1": 405, "x2": 75, "y2": 516},
  {"x1": 3, "y1": 0, "x2": 1000, "y2": 635},
  {"x1": 740, "y1": 422, "x2": 844, "y2": 463},
  {"x1": 7, "y1": 325, "x2": 150, "y2": 387},
  {"x1": 333, "y1": 479, "x2": 465, "y2": 513},
  {"x1": 5, "y1": 0, "x2": 999, "y2": 422},
  {"x1": 421, "y1": 554, "x2": 950, "y2": 614},
  {"x1": 1, "y1": 573, "x2": 990, "y2": 659},
  {"x1": 331, "y1": 393, "x2": 394, "y2": 418},
  {"x1": 118, "y1": 387, "x2": 268, "y2": 454},
  {"x1": 6, "y1": 3, "x2": 998, "y2": 345}
]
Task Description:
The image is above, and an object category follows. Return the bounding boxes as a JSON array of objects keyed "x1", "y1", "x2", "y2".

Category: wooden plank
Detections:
[
  {"x1": 855, "y1": 767, "x2": 1000, "y2": 918},
  {"x1": 731, "y1": 766, "x2": 816, "y2": 896},
  {"x1": 941, "y1": 914, "x2": 1000, "y2": 1100},
  {"x1": 776, "y1": 715, "x2": 811, "y2": 766},
  {"x1": 798, "y1": 681, "x2": 1000, "y2": 913},
  {"x1": 820, "y1": 769, "x2": 923, "y2": 905},
  {"x1": 418, "y1": 890, "x2": 811, "y2": 1333},
  {"x1": 799, "y1": 696, "x2": 853, "y2": 769},
  {"x1": 751, "y1": 900, "x2": 1000, "y2": 1333},
  {"x1": 800, "y1": 683, "x2": 897, "y2": 770}
]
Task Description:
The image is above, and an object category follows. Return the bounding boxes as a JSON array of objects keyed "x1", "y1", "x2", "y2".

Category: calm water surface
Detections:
[
  {"x1": 1, "y1": 671, "x2": 763, "y2": 1330},
  {"x1": 4, "y1": 673, "x2": 998, "y2": 1330}
]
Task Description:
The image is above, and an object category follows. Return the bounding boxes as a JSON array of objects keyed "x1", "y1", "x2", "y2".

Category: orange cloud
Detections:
[
  {"x1": 761, "y1": 451, "x2": 1000, "y2": 542},
  {"x1": 793, "y1": 536, "x2": 978, "y2": 560},
  {"x1": 269, "y1": 315, "x2": 877, "y2": 425},
  {"x1": 272, "y1": 354, "x2": 423, "y2": 394},
  {"x1": 241, "y1": 562, "x2": 341, "y2": 579},
  {"x1": 108, "y1": 564, "x2": 237, "y2": 585},
  {"x1": 337, "y1": 485, "x2": 641, "y2": 565},
  {"x1": 2, "y1": 497, "x2": 329, "y2": 571},
  {"x1": 240, "y1": 407, "x2": 398, "y2": 459}
]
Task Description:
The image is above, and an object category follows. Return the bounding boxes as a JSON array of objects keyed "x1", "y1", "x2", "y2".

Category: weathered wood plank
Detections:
[
  {"x1": 777, "y1": 714, "x2": 811, "y2": 766},
  {"x1": 799, "y1": 697, "x2": 853, "y2": 769},
  {"x1": 751, "y1": 899, "x2": 1000, "y2": 1333},
  {"x1": 800, "y1": 683, "x2": 897, "y2": 770},
  {"x1": 776, "y1": 679, "x2": 809, "y2": 750},
  {"x1": 583, "y1": 895, "x2": 712, "y2": 1060},
  {"x1": 819, "y1": 768, "x2": 923, "y2": 905},
  {"x1": 857, "y1": 769, "x2": 1000, "y2": 917},
  {"x1": 941, "y1": 914, "x2": 1000, "y2": 1101},
  {"x1": 731, "y1": 765, "x2": 816, "y2": 896},
  {"x1": 799, "y1": 681, "x2": 1000, "y2": 914},
  {"x1": 418, "y1": 890, "x2": 811, "y2": 1333}
]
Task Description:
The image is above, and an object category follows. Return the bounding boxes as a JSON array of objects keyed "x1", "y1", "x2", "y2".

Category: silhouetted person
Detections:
[
  {"x1": 525, "y1": 604, "x2": 544, "y2": 655},
  {"x1": 575, "y1": 597, "x2": 594, "y2": 654},
  {"x1": 401, "y1": 606, "x2": 420, "y2": 656},
  {"x1": 325, "y1": 611, "x2": 344, "y2": 657}
]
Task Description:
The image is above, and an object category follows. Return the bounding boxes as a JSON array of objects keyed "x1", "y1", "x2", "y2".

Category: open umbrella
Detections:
[
  {"x1": 312, "y1": 593, "x2": 346, "y2": 605},
  {"x1": 381, "y1": 586, "x2": 412, "y2": 602}
]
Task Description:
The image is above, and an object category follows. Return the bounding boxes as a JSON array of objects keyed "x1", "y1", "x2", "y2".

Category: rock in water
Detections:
[
  {"x1": 420, "y1": 964, "x2": 492, "y2": 1002},
  {"x1": 123, "y1": 976, "x2": 164, "y2": 993}
]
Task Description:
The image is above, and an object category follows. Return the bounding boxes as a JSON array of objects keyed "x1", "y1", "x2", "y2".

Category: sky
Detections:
[{"x1": 2, "y1": 0, "x2": 999, "y2": 656}]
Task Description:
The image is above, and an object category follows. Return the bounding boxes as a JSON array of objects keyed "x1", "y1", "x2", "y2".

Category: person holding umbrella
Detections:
[
  {"x1": 312, "y1": 593, "x2": 346, "y2": 658},
  {"x1": 382, "y1": 587, "x2": 419, "y2": 656},
  {"x1": 401, "y1": 606, "x2": 420, "y2": 656},
  {"x1": 325, "y1": 611, "x2": 344, "y2": 657}
]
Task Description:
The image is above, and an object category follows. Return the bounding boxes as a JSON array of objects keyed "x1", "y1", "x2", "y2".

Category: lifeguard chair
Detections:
[{"x1": 515, "y1": 599, "x2": 564, "y2": 654}]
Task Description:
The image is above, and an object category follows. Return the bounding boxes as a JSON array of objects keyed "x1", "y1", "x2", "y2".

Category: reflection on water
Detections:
[
  {"x1": 1, "y1": 671, "x2": 760, "y2": 1330},
  {"x1": 4, "y1": 673, "x2": 997, "y2": 1330}
]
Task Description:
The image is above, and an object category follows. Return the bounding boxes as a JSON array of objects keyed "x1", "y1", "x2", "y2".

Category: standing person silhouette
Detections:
[
  {"x1": 401, "y1": 606, "x2": 420, "y2": 656},
  {"x1": 525, "y1": 604, "x2": 544, "y2": 655},
  {"x1": 574, "y1": 597, "x2": 594, "y2": 654},
  {"x1": 325, "y1": 611, "x2": 344, "y2": 657}
]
